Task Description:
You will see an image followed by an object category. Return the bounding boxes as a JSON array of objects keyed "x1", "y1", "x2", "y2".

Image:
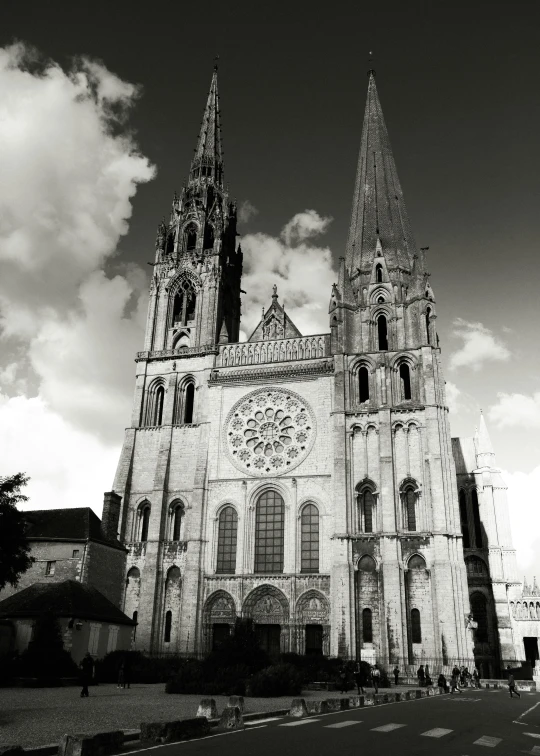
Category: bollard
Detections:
[
  {"x1": 218, "y1": 706, "x2": 244, "y2": 731},
  {"x1": 363, "y1": 695, "x2": 374, "y2": 706},
  {"x1": 228, "y1": 696, "x2": 245, "y2": 713},
  {"x1": 59, "y1": 731, "x2": 124, "y2": 756},
  {"x1": 196, "y1": 699, "x2": 218, "y2": 719},
  {"x1": 325, "y1": 699, "x2": 342, "y2": 712},
  {"x1": 307, "y1": 700, "x2": 330, "y2": 715},
  {"x1": 290, "y1": 699, "x2": 309, "y2": 718},
  {"x1": 140, "y1": 718, "x2": 210, "y2": 745},
  {"x1": 349, "y1": 695, "x2": 360, "y2": 708},
  {"x1": 394, "y1": 692, "x2": 402, "y2": 702}
]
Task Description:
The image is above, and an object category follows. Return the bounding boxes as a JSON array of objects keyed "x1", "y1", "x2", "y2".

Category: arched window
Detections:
[
  {"x1": 300, "y1": 503, "x2": 319, "y2": 573},
  {"x1": 153, "y1": 386, "x2": 164, "y2": 426},
  {"x1": 164, "y1": 610, "x2": 172, "y2": 642},
  {"x1": 185, "y1": 225, "x2": 197, "y2": 251},
  {"x1": 358, "y1": 554, "x2": 377, "y2": 572},
  {"x1": 172, "y1": 283, "x2": 197, "y2": 327},
  {"x1": 171, "y1": 504, "x2": 184, "y2": 541},
  {"x1": 184, "y1": 383, "x2": 195, "y2": 423},
  {"x1": 133, "y1": 610, "x2": 138, "y2": 640},
  {"x1": 411, "y1": 608, "x2": 422, "y2": 643},
  {"x1": 359, "y1": 366, "x2": 370, "y2": 403},
  {"x1": 470, "y1": 592, "x2": 488, "y2": 642},
  {"x1": 361, "y1": 490, "x2": 375, "y2": 533},
  {"x1": 377, "y1": 314, "x2": 388, "y2": 350},
  {"x1": 466, "y1": 556, "x2": 488, "y2": 577},
  {"x1": 399, "y1": 363, "x2": 412, "y2": 401},
  {"x1": 459, "y1": 490, "x2": 470, "y2": 548},
  {"x1": 471, "y1": 489, "x2": 483, "y2": 548},
  {"x1": 405, "y1": 488, "x2": 417, "y2": 531},
  {"x1": 408, "y1": 554, "x2": 426, "y2": 570},
  {"x1": 425, "y1": 308, "x2": 431, "y2": 345},
  {"x1": 203, "y1": 224, "x2": 214, "y2": 249},
  {"x1": 140, "y1": 505, "x2": 150, "y2": 542},
  {"x1": 216, "y1": 506, "x2": 238, "y2": 574},
  {"x1": 362, "y1": 608, "x2": 373, "y2": 642},
  {"x1": 254, "y1": 491, "x2": 284, "y2": 574},
  {"x1": 375, "y1": 264, "x2": 383, "y2": 283}
]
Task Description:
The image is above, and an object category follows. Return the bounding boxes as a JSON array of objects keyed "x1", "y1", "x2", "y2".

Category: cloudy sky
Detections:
[{"x1": 1, "y1": 0, "x2": 539, "y2": 583}]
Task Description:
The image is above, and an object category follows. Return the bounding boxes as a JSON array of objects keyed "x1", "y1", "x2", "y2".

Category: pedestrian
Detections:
[
  {"x1": 124, "y1": 654, "x2": 132, "y2": 690},
  {"x1": 508, "y1": 672, "x2": 521, "y2": 698},
  {"x1": 354, "y1": 663, "x2": 365, "y2": 695},
  {"x1": 450, "y1": 670, "x2": 461, "y2": 694},
  {"x1": 339, "y1": 665, "x2": 348, "y2": 694},
  {"x1": 372, "y1": 664, "x2": 381, "y2": 694},
  {"x1": 80, "y1": 652, "x2": 94, "y2": 698},
  {"x1": 472, "y1": 667, "x2": 480, "y2": 689},
  {"x1": 393, "y1": 665, "x2": 399, "y2": 686},
  {"x1": 117, "y1": 658, "x2": 125, "y2": 689},
  {"x1": 437, "y1": 673, "x2": 449, "y2": 693},
  {"x1": 425, "y1": 664, "x2": 432, "y2": 686},
  {"x1": 417, "y1": 664, "x2": 425, "y2": 687}
]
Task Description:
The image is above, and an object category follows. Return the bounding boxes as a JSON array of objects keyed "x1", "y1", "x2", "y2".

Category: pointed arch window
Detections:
[
  {"x1": 377, "y1": 314, "x2": 388, "y2": 351},
  {"x1": 300, "y1": 502, "x2": 319, "y2": 573},
  {"x1": 185, "y1": 225, "x2": 197, "y2": 251},
  {"x1": 140, "y1": 505, "x2": 150, "y2": 542},
  {"x1": 399, "y1": 363, "x2": 412, "y2": 401},
  {"x1": 164, "y1": 610, "x2": 172, "y2": 642},
  {"x1": 172, "y1": 282, "x2": 197, "y2": 327},
  {"x1": 216, "y1": 506, "x2": 238, "y2": 574},
  {"x1": 203, "y1": 223, "x2": 214, "y2": 250},
  {"x1": 362, "y1": 608, "x2": 373, "y2": 642},
  {"x1": 254, "y1": 491, "x2": 284, "y2": 574},
  {"x1": 405, "y1": 488, "x2": 417, "y2": 531},
  {"x1": 471, "y1": 489, "x2": 483, "y2": 547},
  {"x1": 375, "y1": 264, "x2": 383, "y2": 283},
  {"x1": 171, "y1": 503, "x2": 184, "y2": 541},
  {"x1": 145, "y1": 381, "x2": 166, "y2": 427},
  {"x1": 358, "y1": 366, "x2": 370, "y2": 403},
  {"x1": 459, "y1": 490, "x2": 470, "y2": 548},
  {"x1": 356, "y1": 488, "x2": 375, "y2": 533},
  {"x1": 411, "y1": 608, "x2": 422, "y2": 643},
  {"x1": 154, "y1": 386, "x2": 164, "y2": 426},
  {"x1": 425, "y1": 308, "x2": 432, "y2": 345},
  {"x1": 184, "y1": 383, "x2": 195, "y2": 423},
  {"x1": 173, "y1": 380, "x2": 196, "y2": 425}
]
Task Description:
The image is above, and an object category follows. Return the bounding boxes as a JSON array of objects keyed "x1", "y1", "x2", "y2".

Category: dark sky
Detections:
[{"x1": 2, "y1": 0, "x2": 540, "y2": 468}]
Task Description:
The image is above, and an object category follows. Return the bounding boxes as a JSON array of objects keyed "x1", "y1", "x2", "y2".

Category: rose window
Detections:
[{"x1": 225, "y1": 388, "x2": 316, "y2": 476}]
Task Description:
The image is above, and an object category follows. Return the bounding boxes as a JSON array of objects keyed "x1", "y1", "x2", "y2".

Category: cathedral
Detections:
[{"x1": 103, "y1": 66, "x2": 539, "y2": 678}]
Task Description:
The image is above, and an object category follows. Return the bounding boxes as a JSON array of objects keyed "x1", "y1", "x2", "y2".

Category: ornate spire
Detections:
[
  {"x1": 346, "y1": 72, "x2": 417, "y2": 274},
  {"x1": 189, "y1": 67, "x2": 223, "y2": 187}
]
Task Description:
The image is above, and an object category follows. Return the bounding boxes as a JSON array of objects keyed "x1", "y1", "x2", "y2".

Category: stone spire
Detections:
[
  {"x1": 189, "y1": 66, "x2": 223, "y2": 187},
  {"x1": 475, "y1": 412, "x2": 496, "y2": 468},
  {"x1": 345, "y1": 71, "x2": 417, "y2": 275}
]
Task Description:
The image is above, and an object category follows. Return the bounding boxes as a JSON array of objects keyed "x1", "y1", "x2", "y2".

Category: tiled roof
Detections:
[
  {"x1": 22, "y1": 508, "x2": 124, "y2": 550},
  {"x1": 0, "y1": 580, "x2": 135, "y2": 625}
]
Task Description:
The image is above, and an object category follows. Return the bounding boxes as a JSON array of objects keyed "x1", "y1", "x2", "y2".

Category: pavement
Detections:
[{"x1": 125, "y1": 688, "x2": 540, "y2": 756}]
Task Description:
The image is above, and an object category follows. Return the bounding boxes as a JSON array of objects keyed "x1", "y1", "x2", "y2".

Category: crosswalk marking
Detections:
[
  {"x1": 421, "y1": 727, "x2": 453, "y2": 738},
  {"x1": 324, "y1": 721, "x2": 362, "y2": 729},
  {"x1": 371, "y1": 723, "x2": 406, "y2": 732},
  {"x1": 473, "y1": 735, "x2": 501, "y2": 747},
  {"x1": 280, "y1": 719, "x2": 320, "y2": 727}
]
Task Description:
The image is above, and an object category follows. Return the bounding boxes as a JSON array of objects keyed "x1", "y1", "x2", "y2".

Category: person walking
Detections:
[
  {"x1": 372, "y1": 664, "x2": 381, "y2": 694},
  {"x1": 117, "y1": 658, "x2": 125, "y2": 689},
  {"x1": 437, "y1": 673, "x2": 449, "y2": 693},
  {"x1": 354, "y1": 663, "x2": 365, "y2": 695},
  {"x1": 339, "y1": 665, "x2": 348, "y2": 694},
  {"x1": 472, "y1": 667, "x2": 480, "y2": 689},
  {"x1": 80, "y1": 652, "x2": 94, "y2": 698},
  {"x1": 393, "y1": 665, "x2": 399, "y2": 686},
  {"x1": 450, "y1": 670, "x2": 462, "y2": 694},
  {"x1": 417, "y1": 664, "x2": 425, "y2": 687},
  {"x1": 508, "y1": 672, "x2": 521, "y2": 698}
]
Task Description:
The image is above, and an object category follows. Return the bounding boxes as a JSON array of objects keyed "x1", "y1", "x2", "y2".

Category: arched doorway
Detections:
[
  {"x1": 243, "y1": 585, "x2": 290, "y2": 656},
  {"x1": 296, "y1": 590, "x2": 330, "y2": 655},
  {"x1": 203, "y1": 591, "x2": 236, "y2": 652}
]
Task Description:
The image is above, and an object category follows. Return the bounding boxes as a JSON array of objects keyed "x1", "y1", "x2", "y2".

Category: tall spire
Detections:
[
  {"x1": 475, "y1": 411, "x2": 496, "y2": 468},
  {"x1": 189, "y1": 66, "x2": 223, "y2": 187},
  {"x1": 346, "y1": 71, "x2": 417, "y2": 274}
]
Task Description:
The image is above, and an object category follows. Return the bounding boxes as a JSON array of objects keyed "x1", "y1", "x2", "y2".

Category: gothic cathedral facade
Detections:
[{"x1": 104, "y1": 68, "x2": 534, "y2": 676}]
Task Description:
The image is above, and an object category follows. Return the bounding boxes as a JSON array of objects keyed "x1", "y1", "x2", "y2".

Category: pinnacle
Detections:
[{"x1": 189, "y1": 68, "x2": 223, "y2": 186}]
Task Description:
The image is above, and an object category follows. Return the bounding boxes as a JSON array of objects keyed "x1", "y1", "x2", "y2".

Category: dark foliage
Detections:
[
  {"x1": 15, "y1": 611, "x2": 78, "y2": 680},
  {"x1": 248, "y1": 663, "x2": 303, "y2": 697},
  {"x1": 279, "y1": 652, "x2": 344, "y2": 682},
  {"x1": 0, "y1": 473, "x2": 34, "y2": 592},
  {"x1": 205, "y1": 618, "x2": 269, "y2": 675},
  {"x1": 96, "y1": 650, "x2": 184, "y2": 684}
]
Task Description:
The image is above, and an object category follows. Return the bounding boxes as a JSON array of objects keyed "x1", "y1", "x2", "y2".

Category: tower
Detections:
[{"x1": 329, "y1": 70, "x2": 474, "y2": 666}]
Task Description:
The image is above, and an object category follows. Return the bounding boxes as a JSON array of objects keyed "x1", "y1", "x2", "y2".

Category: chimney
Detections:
[{"x1": 101, "y1": 491, "x2": 122, "y2": 541}]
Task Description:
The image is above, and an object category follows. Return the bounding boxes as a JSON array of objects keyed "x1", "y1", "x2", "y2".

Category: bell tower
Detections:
[{"x1": 144, "y1": 66, "x2": 242, "y2": 353}]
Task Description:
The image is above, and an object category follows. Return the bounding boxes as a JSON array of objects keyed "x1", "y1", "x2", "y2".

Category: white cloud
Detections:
[
  {"x1": 488, "y1": 391, "x2": 540, "y2": 430},
  {"x1": 448, "y1": 318, "x2": 510, "y2": 372},
  {"x1": 504, "y1": 466, "x2": 540, "y2": 582},
  {"x1": 241, "y1": 210, "x2": 336, "y2": 337},
  {"x1": 445, "y1": 381, "x2": 461, "y2": 414},
  {"x1": 0, "y1": 43, "x2": 155, "y2": 509},
  {"x1": 239, "y1": 200, "x2": 259, "y2": 224}
]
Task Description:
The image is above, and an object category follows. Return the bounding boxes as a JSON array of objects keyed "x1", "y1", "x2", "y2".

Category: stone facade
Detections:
[{"x1": 107, "y1": 67, "x2": 539, "y2": 675}]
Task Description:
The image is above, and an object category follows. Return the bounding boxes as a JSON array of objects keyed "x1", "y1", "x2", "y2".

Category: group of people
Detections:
[
  {"x1": 78, "y1": 652, "x2": 132, "y2": 697},
  {"x1": 436, "y1": 666, "x2": 480, "y2": 694},
  {"x1": 339, "y1": 663, "x2": 382, "y2": 694}
]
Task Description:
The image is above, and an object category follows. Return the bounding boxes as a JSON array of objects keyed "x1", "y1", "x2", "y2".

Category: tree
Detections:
[{"x1": 0, "y1": 473, "x2": 34, "y2": 592}]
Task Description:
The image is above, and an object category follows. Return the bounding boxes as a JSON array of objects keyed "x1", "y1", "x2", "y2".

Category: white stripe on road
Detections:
[
  {"x1": 420, "y1": 727, "x2": 453, "y2": 738},
  {"x1": 525, "y1": 733, "x2": 540, "y2": 739},
  {"x1": 371, "y1": 723, "x2": 407, "y2": 732},
  {"x1": 473, "y1": 735, "x2": 502, "y2": 747},
  {"x1": 324, "y1": 721, "x2": 362, "y2": 729},
  {"x1": 529, "y1": 746, "x2": 540, "y2": 755},
  {"x1": 516, "y1": 702, "x2": 540, "y2": 723},
  {"x1": 246, "y1": 717, "x2": 283, "y2": 725},
  {"x1": 280, "y1": 719, "x2": 320, "y2": 727}
]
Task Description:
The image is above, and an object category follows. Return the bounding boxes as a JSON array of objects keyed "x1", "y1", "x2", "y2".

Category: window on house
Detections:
[
  {"x1": 88, "y1": 624, "x2": 101, "y2": 655},
  {"x1": 411, "y1": 608, "x2": 422, "y2": 643},
  {"x1": 164, "y1": 610, "x2": 172, "y2": 643},
  {"x1": 254, "y1": 491, "x2": 285, "y2": 574},
  {"x1": 45, "y1": 561, "x2": 56, "y2": 576},
  {"x1": 72, "y1": 549, "x2": 80, "y2": 558},
  {"x1": 300, "y1": 503, "x2": 319, "y2": 573},
  {"x1": 362, "y1": 608, "x2": 373, "y2": 642},
  {"x1": 399, "y1": 363, "x2": 412, "y2": 400},
  {"x1": 405, "y1": 489, "x2": 417, "y2": 531},
  {"x1": 216, "y1": 506, "x2": 238, "y2": 574},
  {"x1": 377, "y1": 314, "x2": 388, "y2": 350},
  {"x1": 471, "y1": 489, "x2": 483, "y2": 547},
  {"x1": 459, "y1": 490, "x2": 470, "y2": 548},
  {"x1": 107, "y1": 625, "x2": 119, "y2": 653},
  {"x1": 359, "y1": 366, "x2": 370, "y2": 403},
  {"x1": 140, "y1": 506, "x2": 150, "y2": 542}
]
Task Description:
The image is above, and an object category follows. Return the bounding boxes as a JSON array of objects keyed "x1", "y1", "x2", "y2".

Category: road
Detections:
[{"x1": 127, "y1": 688, "x2": 540, "y2": 756}]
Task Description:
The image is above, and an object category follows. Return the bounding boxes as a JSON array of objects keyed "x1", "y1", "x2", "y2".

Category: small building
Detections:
[
  {"x1": 0, "y1": 502, "x2": 126, "y2": 608},
  {"x1": 0, "y1": 580, "x2": 135, "y2": 664}
]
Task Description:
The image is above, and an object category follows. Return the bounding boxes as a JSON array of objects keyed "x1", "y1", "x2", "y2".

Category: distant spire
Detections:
[
  {"x1": 475, "y1": 411, "x2": 496, "y2": 468},
  {"x1": 189, "y1": 67, "x2": 223, "y2": 187},
  {"x1": 345, "y1": 71, "x2": 417, "y2": 275}
]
